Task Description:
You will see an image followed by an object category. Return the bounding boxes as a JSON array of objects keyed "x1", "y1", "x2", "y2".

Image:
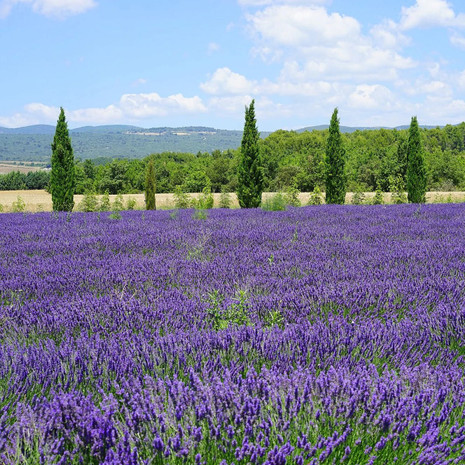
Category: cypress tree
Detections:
[
  {"x1": 325, "y1": 108, "x2": 346, "y2": 204},
  {"x1": 237, "y1": 99, "x2": 263, "y2": 208},
  {"x1": 51, "y1": 108, "x2": 75, "y2": 211},
  {"x1": 406, "y1": 116, "x2": 427, "y2": 203},
  {"x1": 145, "y1": 158, "x2": 156, "y2": 210}
]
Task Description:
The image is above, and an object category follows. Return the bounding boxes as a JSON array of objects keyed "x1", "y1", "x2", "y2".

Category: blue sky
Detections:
[{"x1": 1, "y1": 0, "x2": 465, "y2": 130}]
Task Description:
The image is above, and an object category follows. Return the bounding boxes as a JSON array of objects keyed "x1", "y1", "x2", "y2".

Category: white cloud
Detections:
[
  {"x1": 201, "y1": 68, "x2": 255, "y2": 95},
  {"x1": 451, "y1": 32, "x2": 465, "y2": 48},
  {"x1": 370, "y1": 20, "x2": 410, "y2": 50},
  {"x1": 0, "y1": 92, "x2": 206, "y2": 127},
  {"x1": 208, "y1": 95, "x2": 254, "y2": 114},
  {"x1": 245, "y1": 4, "x2": 414, "y2": 83},
  {"x1": 0, "y1": 0, "x2": 96, "y2": 18},
  {"x1": 120, "y1": 93, "x2": 206, "y2": 118},
  {"x1": 207, "y1": 42, "x2": 220, "y2": 54},
  {"x1": 400, "y1": 0, "x2": 465, "y2": 30},
  {"x1": 347, "y1": 85, "x2": 396, "y2": 110},
  {"x1": 201, "y1": 66, "x2": 336, "y2": 97},
  {"x1": 248, "y1": 5, "x2": 361, "y2": 47}
]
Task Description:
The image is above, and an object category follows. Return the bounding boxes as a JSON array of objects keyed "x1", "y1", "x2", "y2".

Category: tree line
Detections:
[{"x1": 5, "y1": 105, "x2": 463, "y2": 210}]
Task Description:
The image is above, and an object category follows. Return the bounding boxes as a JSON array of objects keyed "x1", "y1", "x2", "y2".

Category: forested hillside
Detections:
[
  {"x1": 0, "y1": 126, "x2": 250, "y2": 162},
  {"x1": 1, "y1": 123, "x2": 464, "y2": 193}
]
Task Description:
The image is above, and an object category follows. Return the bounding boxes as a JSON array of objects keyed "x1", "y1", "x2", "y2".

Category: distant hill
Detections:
[
  {"x1": 0, "y1": 123, "x2": 445, "y2": 163},
  {"x1": 0, "y1": 125, "x2": 255, "y2": 162}
]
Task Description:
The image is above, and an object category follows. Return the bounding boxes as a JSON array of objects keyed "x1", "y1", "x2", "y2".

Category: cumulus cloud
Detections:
[
  {"x1": 347, "y1": 85, "x2": 396, "y2": 110},
  {"x1": 120, "y1": 93, "x2": 206, "y2": 118},
  {"x1": 248, "y1": 5, "x2": 361, "y2": 47},
  {"x1": 0, "y1": 92, "x2": 206, "y2": 127},
  {"x1": 200, "y1": 68, "x2": 256, "y2": 95},
  {"x1": 245, "y1": 4, "x2": 414, "y2": 83},
  {"x1": 400, "y1": 0, "x2": 465, "y2": 30},
  {"x1": 0, "y1": 0, "x2": 97, "y2": 18}
]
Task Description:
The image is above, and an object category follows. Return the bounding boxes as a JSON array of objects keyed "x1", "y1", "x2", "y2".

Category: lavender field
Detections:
[{"x1": 1, "y1": 205, "x2": 465, "y2": 465}]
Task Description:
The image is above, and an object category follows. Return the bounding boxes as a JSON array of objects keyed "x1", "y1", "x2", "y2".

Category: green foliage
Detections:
[
  {"x1": 351, "y1": 186, "x2": 366, "y2": 205},
  {"x1": 183, "y1": 170, "x2": 211, "y2": 193},
  {"x1": 237, "y1": 100, "x2": 263, "y2": 208},
  {"x1": 79, "y1": 191, "x2": 99, "y2": 212},
  {"x1": 191, "y1": 185, "x2": 214, "y2": 210},
  {"x1": 389, "y1": 175, "x2": 408, "y2": 204},
  {"x1": 108, "y1": 211, "x2": 122, "y2": 220},
  {"x1": 325, "y1": 108, "x2": 346, "y2": 204},
  {"x1": 99, "y1": 191, "x2": 111, "y2": 211},
  {"x1": 0, "y1": 170, "x2": 49, "y2": 191},
  {"x1": 50, "y1": 108, "x2": 75, "y2": 211},
  {"x1": 407, "y1": 116, "x2": 427, "y2": 203},
  {"x1": 173, "y1": 185, "x2": 191, "y2": 209},
  {"x1": 112, "y1": 194, "x2": 124, "y2": 212},
  {"x1": 145, "y1": 158, "x2": 156, "y2": 210},
  {"x1": 206, "y1": 290, "x2": 251, "y2": 331},
  {"x1": 372, "y1": 189, "x2": 384, "y2": 205},
  {"x1": 0, "y1": 204, "x2": 3, "y2": 212},
  {"x1": 125, "y1": 197, "x2": 136, "y2": 210},
  {"x1": 284, "y1": 186, "x2": 301, "y2": 207},
  {"x1": 261, "y1": 193, "x2": 287, "y2": 211},
  {"x1": 308, "y1": 186, "x2": 323, "y2": 205},
  {"x1": 12, "y1": 195, "x2": 25, "y2": 212},
  {"x1": 219, "y1": 188, "x2": 231, "y2": 209},
  {"x1": 193, "y1": 209, "x2": 208, "y2": 220}
]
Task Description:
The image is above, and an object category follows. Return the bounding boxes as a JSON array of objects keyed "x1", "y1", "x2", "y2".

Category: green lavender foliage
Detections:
[
  {"x1": 407, "y1": 116, "x2": 427, "y2": 203},
  {"x1": 325, "y1": 108, "x2": 346, "y2": 204},
  {"x1": 50, "y1": 108, "x2": 75, "y2": 211},
  {"x1": 237, "y1": 99, "x2": 263, "y2": 208},
  {"x1": 145, "y1": 158, "x2": 156, "y2": 210}
]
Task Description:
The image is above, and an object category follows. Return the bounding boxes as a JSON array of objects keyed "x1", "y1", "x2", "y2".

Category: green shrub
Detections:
[
  {"x1": 389, "y1": 175, "x2": 407, "y2": 204},
  {"x1": 307, "y1": 186, "x2": 323, "y2": 205},
  {"x1": 12, "y1": 196, "x2": 26, "y2": 213},
  {"x1": 372, "y1": 189, "x2": 384, "y2": 205},
  {"x1": 261, "y1": 192, "x2": 287, "y2": 211},
  {"x1": 192, "y1": 185, "x2": 214, "y2": 210},
  {"x1": 79, "y1": 191, "x2": 98, "y2": 212},
  {"x1": 219, "y1": 190, "x2": 231, "y2": 209},
  {"x1": 99, "y1": 191, "x2": 111, "y2": 211},
  {"x1": 126, "y1": 197, "x2": 136, "y2": 210},
  {"x1": 173, "y1": 185, "x2": 191, "y2": 209},
  {"x1": 108, "y1": 211, "x2": 122, "y2": 220},
  {"x1": 112, "y1": 194, "x2": 124, "y2": 212},
  {"x1": 284, "y1": 187, "x2": 301, "y2": 207},
  {"x1": 351, "y1": 187, "x2": 366, "y2": 205}
]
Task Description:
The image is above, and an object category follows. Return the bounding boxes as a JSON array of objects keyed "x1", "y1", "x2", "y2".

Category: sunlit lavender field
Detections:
[{"x1": 1, "y1": 205, "x2": 465, "y2": 465}]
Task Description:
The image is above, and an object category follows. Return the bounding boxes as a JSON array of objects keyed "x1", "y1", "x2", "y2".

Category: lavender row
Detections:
[{"x1": 1, "y1": 205, "x2": 465, "y2": 464}]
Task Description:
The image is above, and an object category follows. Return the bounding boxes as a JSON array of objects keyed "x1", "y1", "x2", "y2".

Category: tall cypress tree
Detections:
[
  {"x1": 325, "y1": 108, "x2": 346, "y2": 204},
  {"x1": 51, "y1": 108, "x2": 75, "y2": 211},
  {"x1": 237, "y1": 99, "x2": 263, "y2": 208},
  {"x1": 406, "y1": 116, "x2": 427, "y2": 203},
  {"x1": 145, "y1": 157, "x2": 156, "y2": 210}
]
